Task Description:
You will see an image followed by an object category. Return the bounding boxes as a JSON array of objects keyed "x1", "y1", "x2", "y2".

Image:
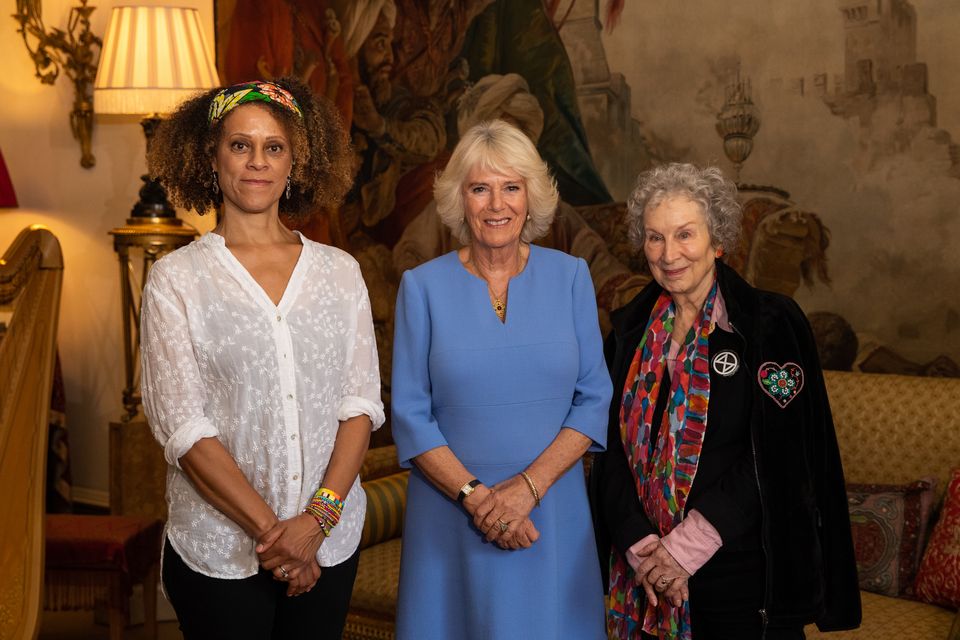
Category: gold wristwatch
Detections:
[{"x1": 457, "y1": 479, "x2": 481, "y2": 504}]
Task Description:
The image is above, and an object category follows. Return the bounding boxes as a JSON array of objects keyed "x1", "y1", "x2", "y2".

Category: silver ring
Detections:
[
  {"x1": 658, "y1": 576, "x2": 668, "y2": 586},
  {"x1": 496, "y1": 519, "x2": 509, "y2": 533},
  {"x1": 279, "y1": 565, "x2": 289, "y2": 578}
]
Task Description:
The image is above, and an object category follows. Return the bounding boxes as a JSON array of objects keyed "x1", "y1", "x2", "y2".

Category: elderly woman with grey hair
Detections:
[
  {"x1": 589, "y1": 163, "x2": 861, "y2": 639},
  {"x1": 391, "y1": 119, "x2": 612, "y2": 639}
]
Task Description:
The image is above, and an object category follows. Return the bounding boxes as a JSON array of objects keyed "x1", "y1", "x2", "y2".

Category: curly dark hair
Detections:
[{"x1": 148, "y1": 77, "x2": 353, "y2": 218}]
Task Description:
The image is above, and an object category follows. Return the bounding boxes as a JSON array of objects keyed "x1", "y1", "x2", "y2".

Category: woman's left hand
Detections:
[
  {"x1": 661, "y1": 575, "x2": 690, "y2": 608},
  {"x1": 634, "y1": 541, "x2": 690, "y2": 607},
  {"x1": 256, "y1": 513, "x2": 326, "y2": 576},
  {"x1": 492, "y1": 516, "x2": 540, "y2": 550},
  {"x1": 284, "y1": 559, "x2": 322, "y2": 597},
  {"x1": 473, "y1": 475, "x2": 537, "y2": 539}
]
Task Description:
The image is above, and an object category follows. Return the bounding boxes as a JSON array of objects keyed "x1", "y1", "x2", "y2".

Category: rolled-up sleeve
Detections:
[
  {"x1": 390, "y1": 270, "x2": 448, "y2": 467},
  {"x1": 140, "y1": 269, "x2": 218, "y2": 467},
  {"x1": 562, "y1": 258, "x2": 613, "y2": 451},
  {"x1": 336, "y1": 261, "x2": 385, "y2": 429}
]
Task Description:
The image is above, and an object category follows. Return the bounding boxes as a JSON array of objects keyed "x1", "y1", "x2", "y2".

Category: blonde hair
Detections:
[{"x1": 434, "y1": 120, "x2": 558, "y2": 245}]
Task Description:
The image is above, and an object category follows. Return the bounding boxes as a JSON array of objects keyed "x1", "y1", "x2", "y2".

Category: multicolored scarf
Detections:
[
  {"x1": 608, "y1": 280, "x2": 718, "y2": 640},
  {"x1": 208, "y1": 80, "x2": 303, "y2": 123}
]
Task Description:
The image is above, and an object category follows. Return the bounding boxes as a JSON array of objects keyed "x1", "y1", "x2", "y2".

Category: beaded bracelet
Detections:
[
  {"x1": 304, "y1": 487, "x2": 344, "y2": 536},
  {"x1": 519, "y1": 471, "x2": 541, "y2": 507}
]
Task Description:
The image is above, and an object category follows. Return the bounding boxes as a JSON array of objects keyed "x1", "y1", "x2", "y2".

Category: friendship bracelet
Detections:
[
  {"x1": 519, "y1": 471, "x2": 541, "y2": 507},
  {"x1": 303, "y1": 486, "x2": 344, "y2": 536},
  {"x1": 315, "y1": 487, "x2": 344, "y2": 507},
  {"x1": 304, "y1": 501, "x2": 340, "y2": 536}
]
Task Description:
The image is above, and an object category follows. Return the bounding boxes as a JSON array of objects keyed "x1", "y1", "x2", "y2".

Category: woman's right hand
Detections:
[
  {"x1": 466, "y1": 481, "x2": 541, "y2": 547},
  {"x1": 472, "y1": 475, "x2": 538, "y2": 539},
  {"x1": 634, "y1": 540, "x2": 691, "y2": 607},
  {"x1": 257, "y1": 514, "x2": 327, "y2": 592}
]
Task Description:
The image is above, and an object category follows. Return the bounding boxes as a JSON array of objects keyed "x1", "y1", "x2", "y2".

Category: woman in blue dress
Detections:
[{"x1": 391, "y1": 119, "x2": 613, "y2": 639}]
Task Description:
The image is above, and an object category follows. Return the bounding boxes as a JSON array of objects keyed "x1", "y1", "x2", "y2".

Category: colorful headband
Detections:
[{"x1": 208, "y1": 80, "x2": 304, "y2": 123}]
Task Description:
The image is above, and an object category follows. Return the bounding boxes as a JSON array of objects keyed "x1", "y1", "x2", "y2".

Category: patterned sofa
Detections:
[
  {"x1": 343, "y1": 371, "x2": 960, "y2": 640},
  {"x1": 806, "y1": 371, "x2": 960, "y2": 640},
  {"x1": 344, "y1": 445, "x2": 406, "y2": 640}
]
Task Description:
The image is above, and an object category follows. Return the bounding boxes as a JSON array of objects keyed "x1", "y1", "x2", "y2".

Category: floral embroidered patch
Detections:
[{"x1": 757, "y1": 362, "x2": 804, "y2": 408}]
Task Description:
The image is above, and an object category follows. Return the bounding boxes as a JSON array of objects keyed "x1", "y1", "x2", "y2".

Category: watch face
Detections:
[{"x1": 458, "y1": 480, "x2": 479, "y2": 502}]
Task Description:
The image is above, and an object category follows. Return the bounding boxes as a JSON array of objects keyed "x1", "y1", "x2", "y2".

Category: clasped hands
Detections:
[
  {"x1": 256, "y1": 514, "x2": 325, "y2": 597},
  {"x1": 464, "y1": 475, "x2": 540, "y2": 551},
  {"x1": 633, "y1": 538, "x2": 690, "y2": 608}
]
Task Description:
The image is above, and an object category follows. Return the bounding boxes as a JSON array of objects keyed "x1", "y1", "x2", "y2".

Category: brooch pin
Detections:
[
  {"x1": 711, "y1": 350, "x2": 740, "y2": 377},
  {"x1": 757, "y1": 362, "x2": 804, "y2": 408}
]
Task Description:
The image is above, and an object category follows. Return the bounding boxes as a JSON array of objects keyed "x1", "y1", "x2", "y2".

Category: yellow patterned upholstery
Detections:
[
  {"x1": 351, "y1": 538, "x2": 402, "y2": 616},
  {"x1": 805, "y1": 590, "x2": 955, "y2": 639},
  {"x1": 360, "y1": 472, "x2": 408, "y2": 549},
  {"x1": 349, "y1": 447, "x2": 407, "y2": 640},
  {"x1": 360, "y1": 445, "x2": 403, "y2": 481},
  {"x1": 804, "y1": 371, "x2": 960, "y2": 637},
  {"x1": 824, "y1": 370, "x2": 960, "y2": 502},
  {"x1": 346, "y1": 538, "x2": 403, "y2": 640}
]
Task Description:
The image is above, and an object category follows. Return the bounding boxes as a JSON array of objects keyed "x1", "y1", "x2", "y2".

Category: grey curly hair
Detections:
[
  {"x1": 434, "y1": 119, "x2": 558, "y2": 245},
  {"x1": 626, "y1": 163, "x2": 742, "y2": 254}
]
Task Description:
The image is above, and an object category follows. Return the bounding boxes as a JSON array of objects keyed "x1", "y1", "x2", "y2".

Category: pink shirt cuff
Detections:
[
  {"x1": 660, "y1": 509, "x2": 723, "y2": 576},
  {"x1": 625, "y1": 534, "x2": 660, "y2": 574}
]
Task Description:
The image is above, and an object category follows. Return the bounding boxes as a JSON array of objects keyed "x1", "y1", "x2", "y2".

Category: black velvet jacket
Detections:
[{"x1": 588, "y1": 260, "x2": 861, "y2": 632}]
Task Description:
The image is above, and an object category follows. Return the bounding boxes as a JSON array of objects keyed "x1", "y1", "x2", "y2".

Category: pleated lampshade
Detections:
[{"x1": 94, "y1": 6, "x2": 219, "y2": 115}]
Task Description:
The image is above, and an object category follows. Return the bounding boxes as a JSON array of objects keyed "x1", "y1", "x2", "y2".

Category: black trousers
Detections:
[{"x1": 162, "y1": 538, "x2": 360, "y2": 640}]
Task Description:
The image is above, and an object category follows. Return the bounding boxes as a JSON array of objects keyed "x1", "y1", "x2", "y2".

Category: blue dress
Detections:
[{"x1": 392, "y1": 246, "x2": 612, "y2": 640}]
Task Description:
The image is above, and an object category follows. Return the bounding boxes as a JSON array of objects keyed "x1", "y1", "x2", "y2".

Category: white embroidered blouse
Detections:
[{"x1": 141, "y1": 231, "x2": 384, "y2": 579}]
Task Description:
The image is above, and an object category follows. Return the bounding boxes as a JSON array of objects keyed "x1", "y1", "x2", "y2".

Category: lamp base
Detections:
[{"x1": 131, "y1": 174, "x2": 176, "y2": 218}]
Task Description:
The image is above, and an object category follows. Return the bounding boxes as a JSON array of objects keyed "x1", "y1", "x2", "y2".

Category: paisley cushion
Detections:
[
  {"x1": 847, "y1": 480, "x2": 933, "y2": 596},
  {"x1": 915, "y1": 468, "x2": 960, "y2": 609}
]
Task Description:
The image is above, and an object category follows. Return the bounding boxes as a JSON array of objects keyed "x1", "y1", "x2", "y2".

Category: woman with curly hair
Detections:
[
  {"x1": 141, "y1": 78, "x2": 384, "y2": 639},
  {"x1": 589, "y1": 163, "x2": 860, "y2": 639}
]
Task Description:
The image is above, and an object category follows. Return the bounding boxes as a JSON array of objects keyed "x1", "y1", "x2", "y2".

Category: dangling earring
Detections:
[
  {"x1": 212, "y1": 170, "x2": 219, "y2": 195},
  {"x1": 285, "y1": 176, "x2": 292, "y2": 200},
  {"x1": 716, "y1": 248, "x2": 724, "y2": 258}
]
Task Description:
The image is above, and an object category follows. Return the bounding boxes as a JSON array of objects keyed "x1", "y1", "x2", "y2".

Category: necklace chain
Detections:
[{"x1": 467, "y1": 246, "x2": 525, "y2": 323}]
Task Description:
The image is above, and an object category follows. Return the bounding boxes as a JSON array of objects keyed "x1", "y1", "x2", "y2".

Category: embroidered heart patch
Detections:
[{"x1": 757, "y1": 362, "x2": 804, "y2": 408}]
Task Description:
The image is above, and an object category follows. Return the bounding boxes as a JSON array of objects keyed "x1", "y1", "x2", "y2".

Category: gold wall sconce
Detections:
[{"x1": 13, "y1": 0, "x2": 101, "y2": 168}]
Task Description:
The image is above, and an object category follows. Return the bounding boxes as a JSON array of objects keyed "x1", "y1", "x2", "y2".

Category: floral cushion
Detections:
[
  {"x1": 915, "y1": 468, "x2": 960, "y2": 609},
  {"x1": 847, "y1": 480, "x2": 934, "y2": 596}
]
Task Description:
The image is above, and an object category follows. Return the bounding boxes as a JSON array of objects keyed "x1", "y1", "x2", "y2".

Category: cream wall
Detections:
[{"x1": 1, "y1": 0, "x2": 215, "y2": 503}]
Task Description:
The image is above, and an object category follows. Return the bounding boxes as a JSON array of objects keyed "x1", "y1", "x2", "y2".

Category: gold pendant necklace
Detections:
[
  {"x1": 467, "y1": 245, "x2": 526, "y2": 323},
  {"x1": 491, "y1": 292, "x2": 507, "y2": 322}
]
